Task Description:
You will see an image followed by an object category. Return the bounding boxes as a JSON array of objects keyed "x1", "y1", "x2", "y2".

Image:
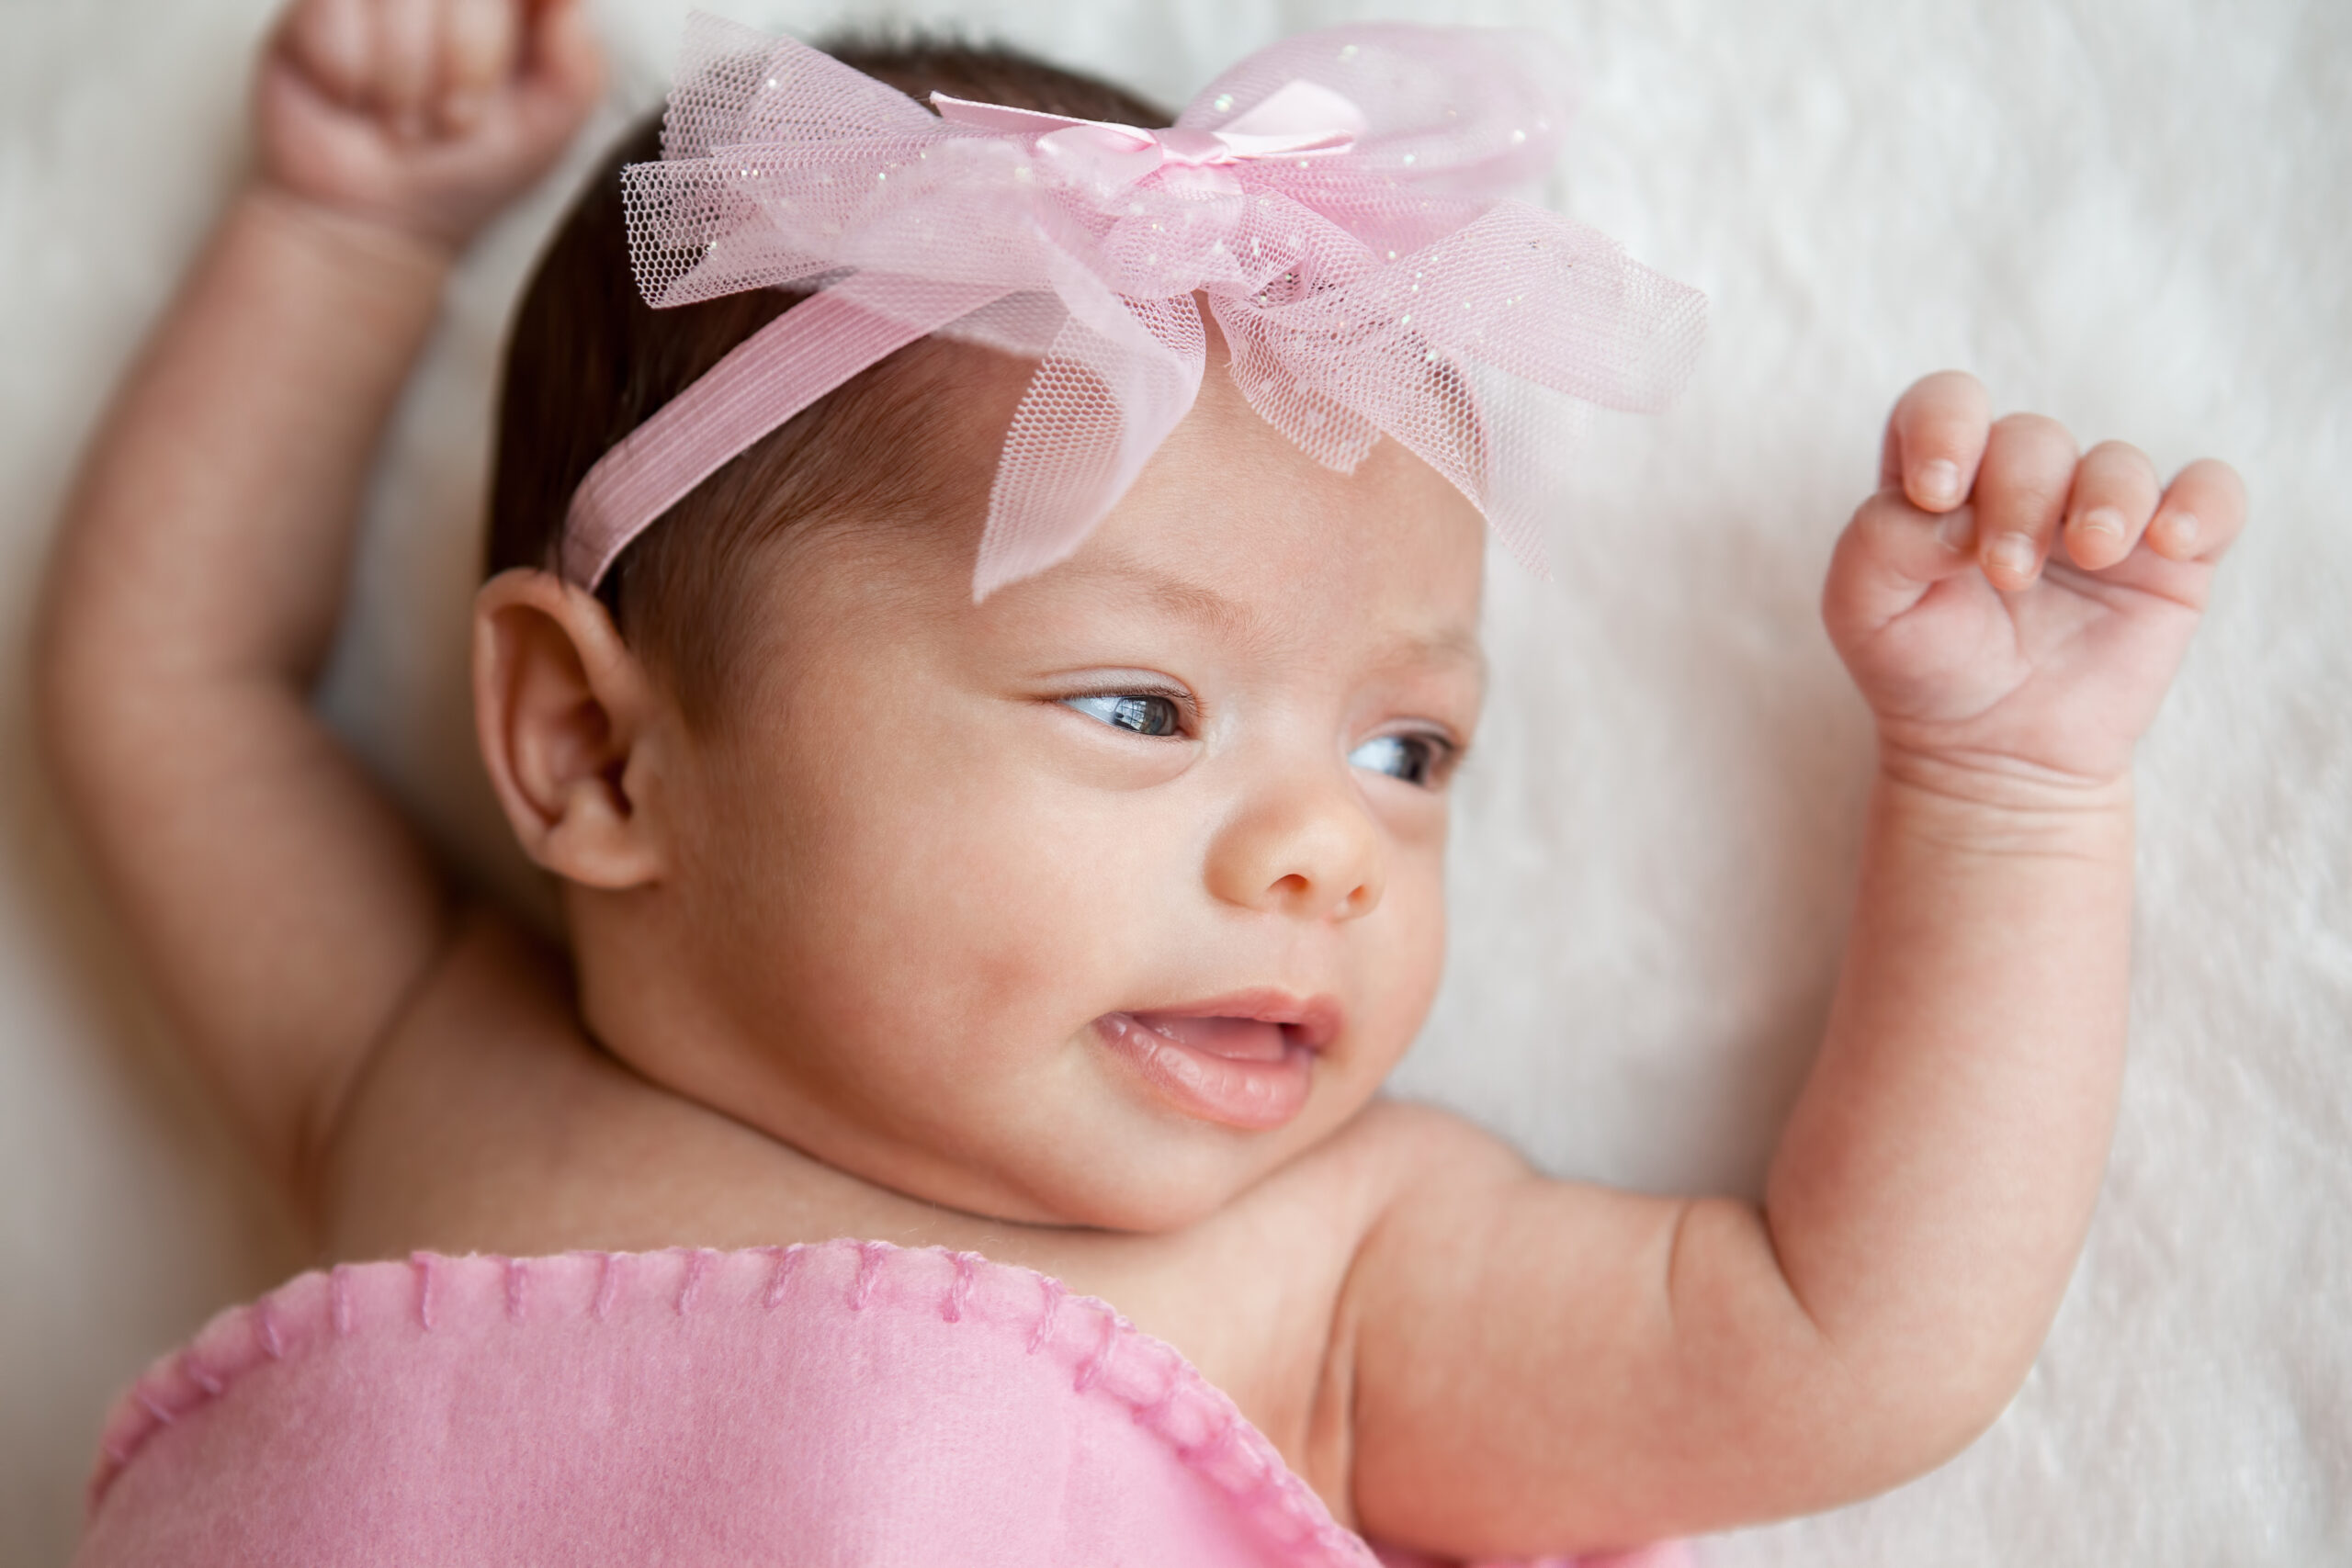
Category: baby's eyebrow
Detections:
[
  {"x1": 1384, "y1": 625, "x2": 1487, "y2": 685},
  {"x1": 1056, "y1": 558, "x2": 1484, "y2": 682},
  {"x1": 1057, "y1": 559, "x2": 1266, "y2": 647}
]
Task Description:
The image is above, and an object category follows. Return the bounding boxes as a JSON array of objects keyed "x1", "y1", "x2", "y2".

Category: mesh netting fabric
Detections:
[{"x1": 569, "y1": 10, "x2": 1706, "y2": 595}]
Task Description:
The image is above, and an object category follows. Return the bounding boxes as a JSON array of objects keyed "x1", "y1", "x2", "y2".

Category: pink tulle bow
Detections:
[
  {"x1": 560, "y1": 12, "x2": 1707, "y2": 596},
  {"x1": 928, "y1": 80, "x2": 1370, "y2": 189}
]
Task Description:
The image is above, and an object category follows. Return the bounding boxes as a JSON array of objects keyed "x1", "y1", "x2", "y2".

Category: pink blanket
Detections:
[{"x1": 79, "y1": 1240, "x2": 1686, "y2": 1566}]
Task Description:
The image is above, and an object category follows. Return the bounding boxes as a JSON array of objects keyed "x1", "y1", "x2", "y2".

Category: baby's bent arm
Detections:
[
  {"x1": 1337, "y1": 379, "x2": 2244, "y2": 1555},
  {"x1": 1340, "y1": 784, "x2": 2129, "y2": 1553},
  {"x1": 36, "y1": 0, "x2": 599, "y2": 1201},
  {"x1": 37, "y1": 192, "x2": 458, "y2": 1196}
]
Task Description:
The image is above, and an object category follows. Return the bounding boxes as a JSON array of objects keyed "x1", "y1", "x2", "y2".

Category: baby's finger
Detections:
[
  {"x1": 2061, "y1": 440, "x2": 2161, "y2": 571},
  {"x1": 371, "y1": 0, "x2": 440, "y2": 133},
  {"x1": 1881, "y1": 371, "x2": 1992, "y2": 513},
  {"x1": 1822, "y1": 486, "x2": 1982, "y2": 647},
  {"x1": 526, "y1": 0, "x2": 603, "y2": 86},
  {"x1": 437, "y1": 0, "x2": 518, "y2": 131},
  {"x1": 2149, "y1": 457, "x2": 2248, "y2": 562},
  {"x1": 277, "y1": 0, "x2": 373, "y2": 104},
  {"x1": 509, "y1": 0, "x2": 606, "y2": 137},
  {"x1": 1973, "y1": 412, "x2": 2077, "y2": 591}
]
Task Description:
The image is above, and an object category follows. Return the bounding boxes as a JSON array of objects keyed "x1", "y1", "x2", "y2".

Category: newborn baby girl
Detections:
[{"x1": 40, "y1": 0, "x2": 2246, "y2": 1562}]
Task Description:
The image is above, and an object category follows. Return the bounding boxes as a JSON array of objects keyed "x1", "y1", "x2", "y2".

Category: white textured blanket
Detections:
[{"x1": 2, "y1": 1, "x2": 2344, "y2": 1561}]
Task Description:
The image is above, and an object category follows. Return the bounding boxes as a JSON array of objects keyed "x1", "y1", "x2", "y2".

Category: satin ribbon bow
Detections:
[
  {"x1": 929, "y1": 80, "x2": 1369, "y2": 192},
  {"x1": 560, "y1": 14, "x2": 1706, "y2": 595}
]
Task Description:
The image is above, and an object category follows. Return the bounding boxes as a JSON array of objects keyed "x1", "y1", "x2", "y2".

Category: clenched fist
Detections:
[
  {"x1": 1824, "y1": 371, "x2": 2247, "y2": 796},
  {"x1": 255, "y1": 0, "x2": 604, "y2": 248}
]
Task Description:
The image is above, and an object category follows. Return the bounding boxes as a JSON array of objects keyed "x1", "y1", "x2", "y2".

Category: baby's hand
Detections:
[
  {"x1": 1823, "y1": 371, "x2": 2246, "y2": 795},
  {"x1": 254, "y1": 0, "x2": 603, "y2": 249}
]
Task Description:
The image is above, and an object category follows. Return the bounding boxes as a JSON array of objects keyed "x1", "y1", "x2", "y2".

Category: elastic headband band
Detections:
[{"x1": 562, "y1": 13, "x2": 1705, "y2": 598}]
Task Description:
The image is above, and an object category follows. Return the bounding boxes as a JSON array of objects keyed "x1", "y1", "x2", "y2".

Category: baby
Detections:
[{"x1": 40, "y1": 0, "x2": 2247, "y2": 1562}]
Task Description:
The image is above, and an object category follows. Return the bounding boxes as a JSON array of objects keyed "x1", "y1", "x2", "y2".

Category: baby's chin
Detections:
[
  {"x1": 818, "y1": 1044, "x2": 1373, "y2": 1235},
  {"x1": 821, "y1": 1135, "x2": 1257, "y2": 1235},
  {"x1": 952, "y1": 1166, "x2": 1256, "y2": 1235}
]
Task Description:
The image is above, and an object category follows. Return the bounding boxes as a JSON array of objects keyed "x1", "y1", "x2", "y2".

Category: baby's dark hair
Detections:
[{"x1": 486, "y1": 35, "x2": 1170, "y2": 726}]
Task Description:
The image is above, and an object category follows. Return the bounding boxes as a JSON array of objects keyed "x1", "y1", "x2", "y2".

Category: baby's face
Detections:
[{"x1": 630, "y1": 371, "x2": 1487, "y2": 1231}]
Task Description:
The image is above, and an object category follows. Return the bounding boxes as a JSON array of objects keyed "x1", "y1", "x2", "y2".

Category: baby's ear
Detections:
[{"x1": 471, "y1": 569, "x2": 670, "y2": 888}]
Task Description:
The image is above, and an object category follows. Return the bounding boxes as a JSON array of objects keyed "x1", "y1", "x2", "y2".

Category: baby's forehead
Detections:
[
  {"x1": 763, "y1": 335, "x2": 1491, "y2": 677},
  {"x1": 1012, "y1": 534, "x2": 1487, "y2": 682}
]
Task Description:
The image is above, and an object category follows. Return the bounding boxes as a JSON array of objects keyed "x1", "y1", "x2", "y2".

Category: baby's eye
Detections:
[
  {"x1": 1349, "y1": 733, "x2": 1448, "y2": 787},
  {"x1": 1063, "y1": 693, "x2": 1183, "y2": 738}
]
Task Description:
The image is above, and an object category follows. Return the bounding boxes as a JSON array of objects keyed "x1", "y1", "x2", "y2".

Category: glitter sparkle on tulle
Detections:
[{"x1": 560, "y1": 13, "x2": 1707, "y2": 597}]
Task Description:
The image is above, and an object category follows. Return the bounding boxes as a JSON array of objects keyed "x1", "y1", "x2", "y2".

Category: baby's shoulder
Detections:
[
  {"x1": 1254, "y1": 1095, "x2": 1533, "y2": 1253},
  {"x1": 314, "y1": 900, "x2": 800, "y2": 1258},
  {"x1": 1327, "y1": 1095, "x2": 1532, "y2": 1188}
]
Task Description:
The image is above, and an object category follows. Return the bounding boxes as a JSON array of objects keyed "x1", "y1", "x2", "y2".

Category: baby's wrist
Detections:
[
  {"x1": 240, "y1": 178, "x2": 463, "y2": 286},
  {"x1": 1874, "y1": 743, "x2": 2134, "y2": 855}
]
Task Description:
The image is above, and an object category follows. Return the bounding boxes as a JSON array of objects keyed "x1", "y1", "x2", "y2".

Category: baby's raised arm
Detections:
[
  {"x1": 1339, "y1": 374, "x2": 2245, "y2": 1555},
  {"x1": 35, "y1": 0, "x2": 599, "y2": 1196}
]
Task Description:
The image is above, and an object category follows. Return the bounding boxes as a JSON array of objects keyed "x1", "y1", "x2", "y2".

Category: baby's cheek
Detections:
[
  {"x1": 1343, "y1": 852, "x2": 1450, "y2": 1074},
  {"x1": 811, "y1": 762, "x2": 1159, "y2": 1033},
  {"x1": 935, "y1": 843, "x2": 1136, "y2": 1023}
]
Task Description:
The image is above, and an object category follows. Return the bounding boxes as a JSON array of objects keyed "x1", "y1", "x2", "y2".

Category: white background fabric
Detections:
[{"x1": 2, "y1": 0, "x2": 2344, "y2": 1561}]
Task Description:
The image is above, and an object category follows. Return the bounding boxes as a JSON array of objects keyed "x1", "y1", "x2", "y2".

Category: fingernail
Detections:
[
  {"x1": 2075, "y1": 506, "x2": 2126, "y2": 541},
  {"x1": 2161, "y1": 511, "x2": 2200, "y2": 552},
  {"x1": 1936, "y1": 507, "x2": 1975, "y2": 551},
  {"x1": 1987, "y1": 533, "x2": 2038, "y2": 581},
  {"x1": 1917, "y1": 458, "x2": 1962, "y2": 509}
]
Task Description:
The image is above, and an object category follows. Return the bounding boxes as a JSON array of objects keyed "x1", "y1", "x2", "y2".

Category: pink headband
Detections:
[{"x1": 561, "y1": 13, "x2": 1706, "y2": 596}]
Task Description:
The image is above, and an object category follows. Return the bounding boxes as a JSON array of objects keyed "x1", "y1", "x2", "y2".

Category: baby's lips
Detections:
[
  {"x1": 1092, "y1": 1010, "x2": 1318, "y2": 1132},
  {"x1": 1125, "y1": 1012, "x2": 1290, "y2": 1063},
  {"x1": 1120, "y1": 989, "x2": 1342, "y2": 1055}
]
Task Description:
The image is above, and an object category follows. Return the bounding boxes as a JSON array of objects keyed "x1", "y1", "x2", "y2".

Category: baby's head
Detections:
[{"x1": 475, "y1": 38, "x2": 1488, "y2": 1232}]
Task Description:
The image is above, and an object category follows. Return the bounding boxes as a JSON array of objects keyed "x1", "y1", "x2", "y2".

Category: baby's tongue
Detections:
[{"x1": 1129, "y1": 1012, "x2": 1289, "y2": 1062}]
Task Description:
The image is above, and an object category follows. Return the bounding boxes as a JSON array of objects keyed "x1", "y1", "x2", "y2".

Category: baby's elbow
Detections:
[
  {"x1": 31, "y1": 582, "x2": 142, "y2": 804},
  {"x1": 30, "y1": 588, "x2": 102, "y2": 801},
  {"x1": 1915, "y1": 1336, "x2": 2041, "y2": 1468},
  {"x1": 1811, "y1": 1329, "x2": 2041, "y2": 1501},
  {"x1": 1671, "y1": 1203, "x2": 2042, "y2": 1511}
]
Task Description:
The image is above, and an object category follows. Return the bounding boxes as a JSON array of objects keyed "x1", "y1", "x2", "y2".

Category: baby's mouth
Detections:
[
  {"x1": 1120, "y1": 1012, "x2": 1291, "y2": 1061},
  {"x1": 1091, "y1": 997, "x2": 1338, "y2": 1132}
]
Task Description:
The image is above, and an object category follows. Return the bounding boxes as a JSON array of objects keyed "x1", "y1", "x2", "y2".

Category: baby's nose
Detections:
[{"x1": 1204, "y1": 769, "x2": 1385, "y2": 921}]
